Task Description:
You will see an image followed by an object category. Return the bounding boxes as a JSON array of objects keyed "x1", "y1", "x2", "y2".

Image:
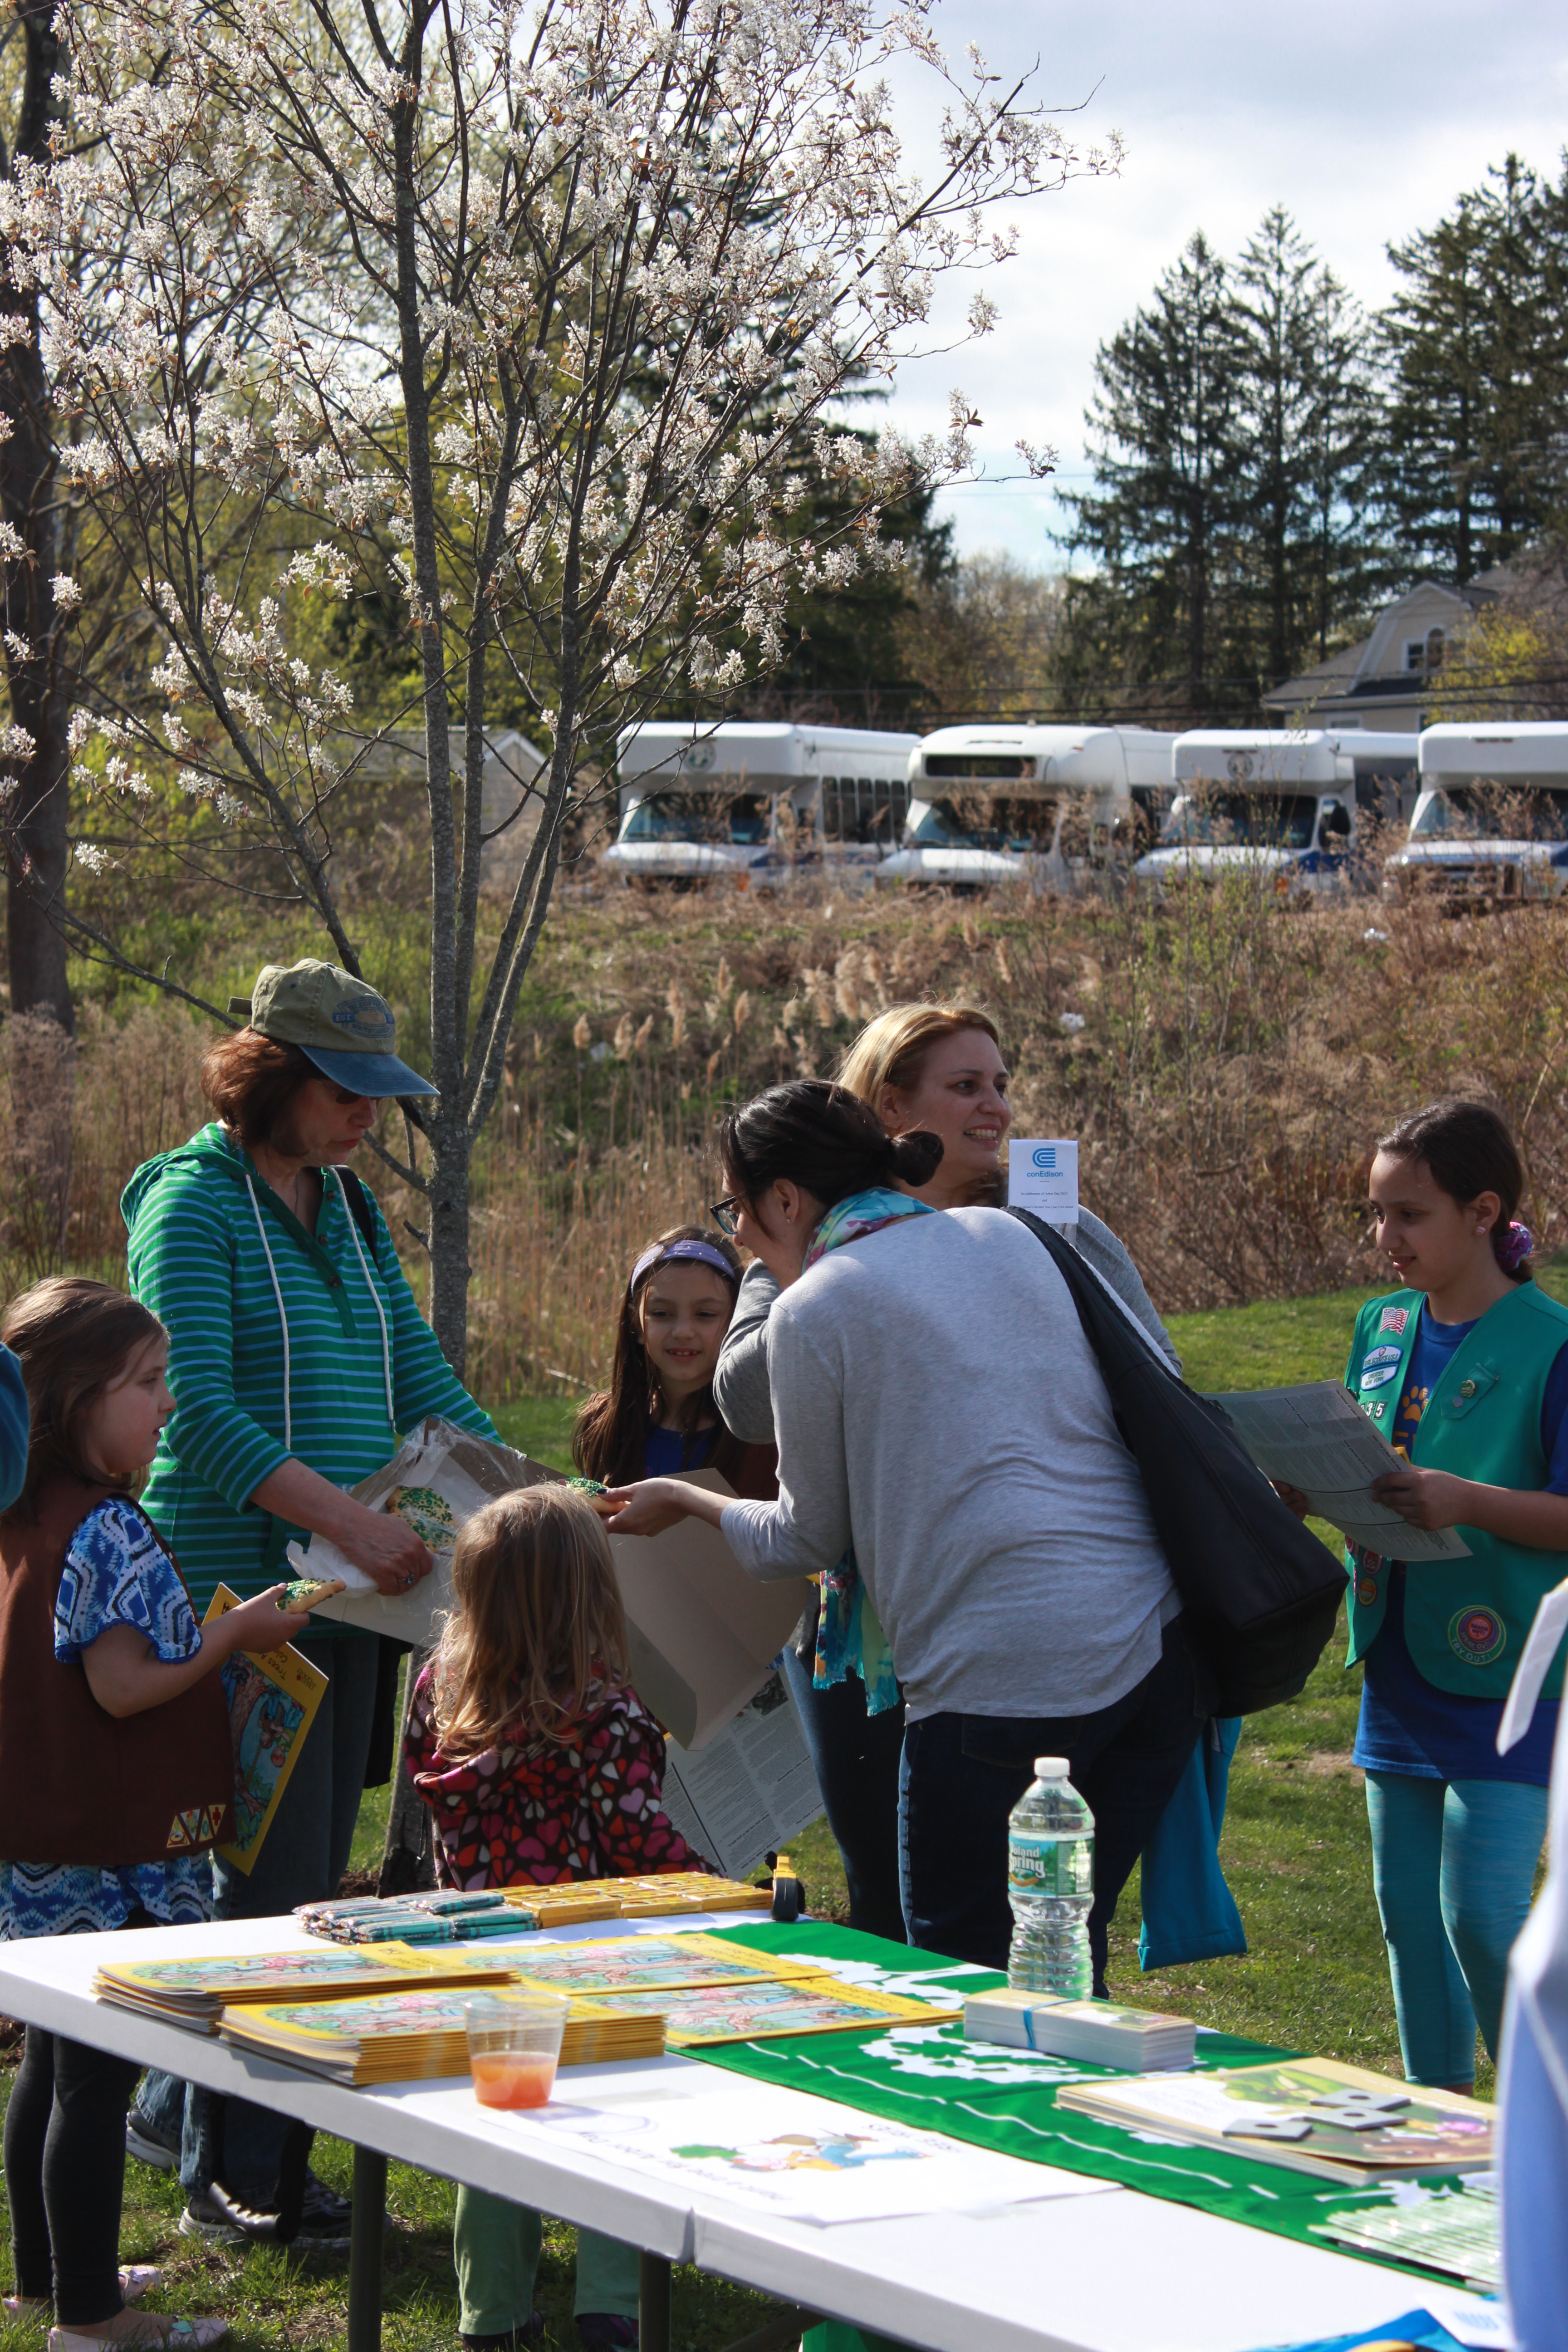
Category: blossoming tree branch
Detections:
[{"x1": 4, "y1": 0, "x2": 1115, "y2": 1364}]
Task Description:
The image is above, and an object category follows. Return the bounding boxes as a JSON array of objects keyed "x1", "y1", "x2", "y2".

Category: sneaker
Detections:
[
  {"x1": 126, "y1": 2110, "x2": 179, "y2": 2171},
  {"x1": 177, "y1": 2191, "x2": 245, "y2": 2249},
  {"x1": 179, "y1": 2181, "x2": 352, "y2": 2255},
  {"x1": 577, "y1": 2322, "x2": 638, "y2": 2350},
  {"x1": 460, "y1": 2320, "x2": 545, "y2": 2351},
  {"x1": 299, "y1": 2173, "x2": 352, "y2": 2235}
]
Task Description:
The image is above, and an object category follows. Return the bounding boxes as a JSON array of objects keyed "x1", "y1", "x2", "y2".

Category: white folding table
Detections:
[{"x1": 0, "y1": 1913, "x2": 1494, "y2": 2352}]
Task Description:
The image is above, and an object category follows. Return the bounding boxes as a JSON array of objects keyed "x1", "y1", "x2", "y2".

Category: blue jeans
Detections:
[
  {"x1": 899, "y1": 1618, "x2": 1204, "y2": 1989},
  {"x1": 779, "y1": 1644, "x2": 906, "y2": 1943},
  {"x1": 150, "y1": 1632, "x2": 381, "y2": 2206},
  {"x1": 1366, "y1": 1770, "x2": 1548, "y2": 2086}
]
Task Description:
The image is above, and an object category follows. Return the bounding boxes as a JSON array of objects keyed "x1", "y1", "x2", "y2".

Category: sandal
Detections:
[{"x1": 6, "y1": 2273, "x2": 164, "y2": 2322}]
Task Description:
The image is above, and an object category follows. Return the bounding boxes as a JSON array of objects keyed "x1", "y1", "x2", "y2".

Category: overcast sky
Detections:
[{"x1": 882, "y1": 0, "x2": 1568, "y2": 569}]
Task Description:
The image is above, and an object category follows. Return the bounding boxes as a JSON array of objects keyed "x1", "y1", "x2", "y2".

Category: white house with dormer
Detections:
[{"x1": 1263, "y1": 577, "x2": 1508, "y2": 733}]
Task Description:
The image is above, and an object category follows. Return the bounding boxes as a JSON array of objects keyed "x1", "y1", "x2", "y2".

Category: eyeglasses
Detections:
[{"x1": 710, "y1": 1196, "x2": 743, "y2": 1235}]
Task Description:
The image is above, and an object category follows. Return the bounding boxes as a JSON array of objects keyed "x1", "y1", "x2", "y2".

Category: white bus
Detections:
[
  {"x1": 1132, "y1": 730, "x2": 1415, "y2": 899},
  {"x1": 875, "y1": 725, "x2": 1176, "y2": 894},
  {"x1": 600, "y1": 721, "x2": 920, "y2": 888},
  {"x1": 1384, "y1": 724, "x2": 1568, "y2": 903}
]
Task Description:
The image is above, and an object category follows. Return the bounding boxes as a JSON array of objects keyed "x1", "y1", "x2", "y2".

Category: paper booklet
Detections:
[
  {"x1": 1211, "y1": 1382, "x2": 1472, "y2": 1562},
  {"x1": 93, "y1": 1941, "x2": 523, "y2": 2030},
  {"x1": 287, "y1": 1418, "x2": 557, "y2": 1642},
  {"x1": 201, "y1": 1585, "x2": 327, "y2": 1873},
  {"x1": 505, "y1": 1933, "x2": 819, "y2": 1998},
  {"x1": 658, "y1": 1669, "x2": 823, "y2": 1881},
  {"x1": 1058, "y1": 2056, "x2": 1493, "y2": 2184},
  {"x1": 218, "y1": 1984, "x2": 666, "y2": 2083},
  {"x1": 292, "y1": 1422, "x2": 812, "y2": 1752},
  {"x1": 581, "y1": 1975, "x2": 960, "y2": 2048},
  {"x1": 1310, "y1": 2180, "x2": 1501, "y2": 2291}
]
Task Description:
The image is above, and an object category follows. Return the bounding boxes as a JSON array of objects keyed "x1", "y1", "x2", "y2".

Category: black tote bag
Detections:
[{"x1": 1006, "y1": 1207, "x2": 1345, "y2": 1715}]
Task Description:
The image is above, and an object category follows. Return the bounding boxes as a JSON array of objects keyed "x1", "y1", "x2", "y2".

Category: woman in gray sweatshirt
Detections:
[
  {"x1": 605, "y1": 1081, "x2": 1205, "y2": 1985},
  {"x1": 712, "y1": 1003, "x2": 1180, "y2": 1948}
]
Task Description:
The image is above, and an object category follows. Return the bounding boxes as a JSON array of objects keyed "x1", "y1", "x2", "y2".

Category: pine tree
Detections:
[
  {"x1": 1231, "y1": 208, "x2": 1381, "y2": 681},
  {"x1": 1376, "y1": 156, "x2": 1568, "y2": 582},
  {"x1": 1057, "y1": 232, "x2": 1248, "y2": 716}
]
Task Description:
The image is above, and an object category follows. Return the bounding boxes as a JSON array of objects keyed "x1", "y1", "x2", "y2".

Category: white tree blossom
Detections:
[{"x1": 7, "y1": 0, "x2": 1116, "y2": 1358}]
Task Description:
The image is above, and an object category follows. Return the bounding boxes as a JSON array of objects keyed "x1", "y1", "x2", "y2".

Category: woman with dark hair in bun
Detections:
[{"x1": 605, "y1": 1081, "x2": 1205, "y2": 1985}]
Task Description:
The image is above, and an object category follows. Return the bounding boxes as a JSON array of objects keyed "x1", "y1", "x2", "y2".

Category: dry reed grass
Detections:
[{"x1": 10, "y1": 869, "x2": 1568, "y2": 1400}]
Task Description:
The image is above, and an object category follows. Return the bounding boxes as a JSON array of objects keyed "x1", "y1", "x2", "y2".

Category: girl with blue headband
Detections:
[{"x1": 573, "y1": 1225, "x2": 769, "y2": 1491}]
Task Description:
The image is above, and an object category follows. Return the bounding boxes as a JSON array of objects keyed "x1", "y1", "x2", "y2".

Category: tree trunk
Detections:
[
  {"x1": 426, "y1": 1109, "x2": 472, "y2": 1382},
  {"x1": 0, "y1": 0, "x2": 73, "y2": 1039}
]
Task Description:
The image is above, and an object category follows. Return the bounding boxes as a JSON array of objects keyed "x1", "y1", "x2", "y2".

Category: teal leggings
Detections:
[
  {"x1": 454, "y1": 2185, "x2": 639, "y2": 2336},
  {"x1": 1365, "y1": 1771, "x2": 1548, "y2": 2087}
]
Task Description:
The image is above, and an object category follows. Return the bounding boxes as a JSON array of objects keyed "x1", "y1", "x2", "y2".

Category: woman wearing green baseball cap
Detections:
[{"x1": 120, "y1": 961, "x2": 497, "y2": 2248}]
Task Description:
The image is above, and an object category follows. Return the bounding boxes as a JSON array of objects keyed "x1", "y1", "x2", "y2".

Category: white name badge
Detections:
[{"x1": 1008, "y1": 1138, "x2": 1079, "y2": 1224}]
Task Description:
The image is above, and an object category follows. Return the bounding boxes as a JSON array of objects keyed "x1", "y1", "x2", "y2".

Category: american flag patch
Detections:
[{"x1": 1379, "y1": 1306, "x2": 1408, "y2": 1335}]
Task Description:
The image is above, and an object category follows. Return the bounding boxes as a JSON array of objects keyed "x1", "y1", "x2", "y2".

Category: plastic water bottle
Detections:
[{"x1": 1006, "y1": 1757, "x2": 1095, "y2": 1996}]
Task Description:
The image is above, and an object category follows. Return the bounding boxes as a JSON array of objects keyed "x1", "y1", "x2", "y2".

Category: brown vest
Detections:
[{"x1": 0, "y1": 1480, "x2": 234, "y2": 1867}]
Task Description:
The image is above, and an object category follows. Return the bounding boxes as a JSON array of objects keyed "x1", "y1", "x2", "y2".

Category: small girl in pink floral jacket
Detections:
[{"x1": 405, "y1": 1484, "x2": 703, "y2": 2352}]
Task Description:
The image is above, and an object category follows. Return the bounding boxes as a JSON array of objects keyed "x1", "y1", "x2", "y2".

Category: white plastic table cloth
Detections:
[{"x1": 0, "y1": 1910, "x2": 1495, "y2": 2352}]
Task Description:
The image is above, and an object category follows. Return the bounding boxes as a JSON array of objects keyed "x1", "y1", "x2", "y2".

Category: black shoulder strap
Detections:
[{"x1": 336, "y1": 1167, "x2": 382, "y2": 1262}]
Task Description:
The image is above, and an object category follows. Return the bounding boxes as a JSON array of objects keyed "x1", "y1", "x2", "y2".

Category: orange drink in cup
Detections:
[{"x1": 464, "y1": 1993, "x2": 569, "y2": 2111}]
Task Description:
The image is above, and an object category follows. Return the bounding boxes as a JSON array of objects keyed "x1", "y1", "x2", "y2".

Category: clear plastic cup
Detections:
[{"x1": 464, "y1": 1993, "x2": 570, "y2": 2110}]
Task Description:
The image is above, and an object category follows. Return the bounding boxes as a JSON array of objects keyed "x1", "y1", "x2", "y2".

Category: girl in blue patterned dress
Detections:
[{"x1": 0, "y1": 1278, "x2": 309, "y2": 2348}]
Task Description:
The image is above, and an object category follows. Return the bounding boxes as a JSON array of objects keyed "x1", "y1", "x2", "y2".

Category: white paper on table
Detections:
[
  {"x1": 1211, "y1": 1380, "x2": 1472, "y2": 1563},
  {"x1": 1497, "y1": 1576, "x2": 1568, "y2": 1753},
  {"x1": 511, "y1": 2086, "x2": 1106, "y2": 2226},
  {"x1": 1007, "y1": 1138, "x2": 1078, "y2": 1224}
]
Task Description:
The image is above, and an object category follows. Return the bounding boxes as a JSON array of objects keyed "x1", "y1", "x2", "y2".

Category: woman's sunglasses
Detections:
[{"x1": 710, "y1": 1196, "x2": 743, "y2": 1235}]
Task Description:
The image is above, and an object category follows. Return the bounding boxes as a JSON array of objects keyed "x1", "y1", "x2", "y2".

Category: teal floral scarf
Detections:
[{"x1": 802, "y1": 1187, "x2": 935, "y2": 1714}]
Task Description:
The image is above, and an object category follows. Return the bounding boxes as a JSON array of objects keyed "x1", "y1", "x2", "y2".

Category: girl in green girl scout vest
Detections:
[{"x1": 1344, "y1": 1098, "x2": 1568, "y2": 2092}]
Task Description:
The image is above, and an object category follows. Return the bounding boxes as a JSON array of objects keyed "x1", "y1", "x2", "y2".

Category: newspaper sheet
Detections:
[
  {"x1": 1211, "y1": 1379, "x2": 1471, "y2": 1562},
  {"x1": 657, "y1": 1671, "x2": 823, "y2": 1882}
]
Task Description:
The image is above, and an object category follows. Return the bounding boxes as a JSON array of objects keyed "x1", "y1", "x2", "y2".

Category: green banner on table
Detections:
[{"x1": 699, "y1": 1922, "x2": 1476, "y2": 2287}]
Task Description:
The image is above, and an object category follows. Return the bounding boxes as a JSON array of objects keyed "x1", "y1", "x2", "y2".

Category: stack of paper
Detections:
[
  {"x1": 217, "y1": 1986, "x2": 665, "y2": 2083},
  {"x1": 297, "y1": 1891, "x2": 524, "y2": 1944},
  {"x1": 1311, "y1": 2182, "x2": 1501, "y2": 2290},
  {"x1": 1058, "y1": 2058, "x2": 1494, "y2": 2184},
  {"x1": 93, "y1": 1943, "x2": 521, "y2": 2032},
  {"x1": 496, "y1": 1873, "x2": 765, "y2": 1927},
  {"x1": 964, "y1": 1991, "x2": 1196, "y2": 2070}
]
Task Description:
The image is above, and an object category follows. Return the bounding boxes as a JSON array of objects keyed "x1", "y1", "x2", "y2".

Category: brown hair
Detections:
[
  {"x1": 1, "y1": 1277, "x2": 167, "y2": 1523},
  {"x1": 429, "y1": 1487, "x2": 629, "y2": 1758},
  {"x1": 573, "y1": 1225, "x2": 745, "y2": 1487},
  {"x1": 836, "y1": 1002, "x2": 1004, "y2": 1108},
  {"x1": 720, "y1": 1080, "x2": 943, "y2": 1211},
  {"x1": 200, "y1": 1028, "x2": 319, "y2": 1151},
  {"x1": 1376, "y1": 1098, "x2": 1532, "y2": 1282}
]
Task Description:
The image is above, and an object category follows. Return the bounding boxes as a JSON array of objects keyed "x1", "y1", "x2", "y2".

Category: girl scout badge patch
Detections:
[
  {"x1": 1379, "y1": 1306, "x2": 1409, "y2": 1335},
  {"x1": 1448, "y1": 1606, "x2": 1506, "y2": 1666},
  {"x1": 1360, "y1": 1344, "x2": 1401, "y2": 1390}
]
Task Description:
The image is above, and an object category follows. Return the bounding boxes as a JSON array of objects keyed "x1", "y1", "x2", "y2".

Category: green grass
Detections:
[{"x1": 7, "y1": 1273, "x2": 1536, "y2": 2349}]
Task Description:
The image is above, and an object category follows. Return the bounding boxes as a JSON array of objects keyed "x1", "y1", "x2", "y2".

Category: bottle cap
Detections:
[{"x1": 1034, "y1": 1756, "x2": 1071, "y2": 1778}]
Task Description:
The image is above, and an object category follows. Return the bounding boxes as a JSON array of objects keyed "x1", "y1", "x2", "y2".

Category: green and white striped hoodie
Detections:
[{"x1": 122, "y1": 1123, "x2": 494, "y2": 1619}]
